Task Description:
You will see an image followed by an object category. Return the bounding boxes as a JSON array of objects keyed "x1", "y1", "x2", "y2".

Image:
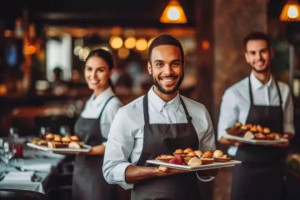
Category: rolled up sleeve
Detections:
[{"x1": 103, "y1": 108, "x2": 135, "y2": 190}]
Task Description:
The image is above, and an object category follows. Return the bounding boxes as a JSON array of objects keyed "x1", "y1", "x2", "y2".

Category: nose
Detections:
[
  {"x1": 164, "y1": 64, "x2": 173, "y2": 75},
  {"x1": 92, "y1": 70, "x2": 97, "y2": 78}
]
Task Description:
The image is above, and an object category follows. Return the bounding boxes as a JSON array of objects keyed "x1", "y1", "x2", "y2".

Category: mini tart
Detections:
[
  {"x1": 254, "y1": 133, "x2": 266, "y2": 140},
  {"x1": 68, "y1": 141, "x2": 81, "y2": 149},
  {"x1": 202, "y1": 151, "x2": 213, "y2": 158},
  {"x1": 54, "y1": 136, "x2": 62, "y2": 142},
  {"x1": 266, "y1": 133, "x2": 275, "y2": 140},
  {"x1": 62, "y1": 136, "x2": 71, "y2": 143},
  {"x1": 200, "y1": 157, "x2": 215, "y2": 165},
  {"x1": 214, "y1": 155, "x2": 231, "y2": 162},
  {"x1": 263, "y1": 127, "x2": 271, "y2": 134},
  {"x1": 37, "y1": 140, "x2": 48, "y2": 146},
  {"x1": 156, "y1": 154, "x2": 175, "y2": 163},
  {"x1": 45, "y1": 133, "x2": 54, "y2": 141},
  {"x1": 213, "y1": 150, "x2": 224, "y2": 158},
  {"x1": 173, "y1": 149, "x2": 187, "y2": 157},
  {"x1": 71, "y1": 135, "x2": 79, "y2": 142},
  {"x1": 183, "y1": 147, "x2": 193, "y2": 153},
  {"x1": 32, "y1": 138, "x2": 40, "y2": 145}
]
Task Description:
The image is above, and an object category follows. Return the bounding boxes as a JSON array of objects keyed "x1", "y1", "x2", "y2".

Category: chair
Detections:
[{"x1": 0, "y1": 189, "x2": 46, "y2": 200}]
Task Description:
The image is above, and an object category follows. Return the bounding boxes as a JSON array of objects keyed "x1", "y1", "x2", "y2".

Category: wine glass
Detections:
[
  {"x1": 39, "y1": 126, "x2": 50, "y2": 139},
  {"x1": 0, "y1": 141, "x2": 16, "y2": 172},
  {"x1": 60, "y1": 125, "x2": 71, "y2": 136}
]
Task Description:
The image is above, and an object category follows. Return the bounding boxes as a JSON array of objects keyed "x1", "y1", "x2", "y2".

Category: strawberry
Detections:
[{"x1": 169, "y1": 155, "x2": 183, "y2": 165}]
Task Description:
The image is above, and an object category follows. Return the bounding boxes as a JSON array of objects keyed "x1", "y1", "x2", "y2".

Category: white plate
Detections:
[
  {"x1": 146, "y1": 159, "x2": 241, "y2": 171},
  {"x1": 27, "y1": 143, "x2": 92, "y2": 153},
  {"x1": 223, "y1": 133, "x2": 288, "y2": 145}
]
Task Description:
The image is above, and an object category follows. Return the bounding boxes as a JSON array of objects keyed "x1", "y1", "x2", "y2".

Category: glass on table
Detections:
[
  {"x1": 39, "y1": 126, "x2": 51, "y2": 139},
  {"x1": 60, "y1": 125, "x2": 71, "y2": 136},
  {"x1": 0, "y1": 141, "x2": 16, "y2": 172}
]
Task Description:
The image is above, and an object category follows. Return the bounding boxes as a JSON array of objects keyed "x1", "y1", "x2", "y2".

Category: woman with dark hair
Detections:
[{"x1": 72, "y1": 48, "x2": 123, "y2": 200}]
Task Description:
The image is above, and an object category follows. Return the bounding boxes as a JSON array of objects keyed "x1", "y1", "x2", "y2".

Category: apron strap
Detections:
[
  {"x1": 98, "y1": 96, "x2": 116, "y2": 120},
  {"x1": 248, "y1": 76, "x2": 283, "y2": 107},
  {"x1": 248, "y1": 77, "x2": 254, "y2": 105},
  {"x1": 143, "y1": 94, "x2": 150, "y2": 125},
  {"x1": 179, "y1": 97, "x2": 192, "y2": 122},
  {"x1": 143, "y1": 94, "x2": 192, "y2": 125}
]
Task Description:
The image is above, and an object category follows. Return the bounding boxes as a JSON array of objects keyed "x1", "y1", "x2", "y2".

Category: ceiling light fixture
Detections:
[
  {"x1": 160, "y1": 0, "x2": 187, "y2": 24},
  {"x1": 279, "y1": 0, "x2": 300, "y2": 21}
]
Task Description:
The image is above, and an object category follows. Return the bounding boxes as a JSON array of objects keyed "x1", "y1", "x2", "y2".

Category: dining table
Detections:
[{"x1": 0, "y1": 142, "x2": 65, "y2": 193}]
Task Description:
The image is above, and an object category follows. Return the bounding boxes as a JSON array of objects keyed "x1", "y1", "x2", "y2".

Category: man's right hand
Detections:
[{"x1": 219, "y1": 137, "x2": 243, "y2": 146}]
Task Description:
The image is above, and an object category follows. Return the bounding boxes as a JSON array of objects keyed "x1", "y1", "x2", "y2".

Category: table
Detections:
[{"x1": 0, "y1": 147, "x2": 65, "y2": 193}]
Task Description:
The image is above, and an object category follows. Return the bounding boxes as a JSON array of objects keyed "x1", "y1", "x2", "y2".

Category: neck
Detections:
[
  {"x1": 153, "y1": 86, "x2": 178, "y2": 102},
  {"x1": 93, "y1": 85, "x2": 109, "y2": 98},
  {"x1": 253, "y1": 70, "x2": 271, "y2": 84}
]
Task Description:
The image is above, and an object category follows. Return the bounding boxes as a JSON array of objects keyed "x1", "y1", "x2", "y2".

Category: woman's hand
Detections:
[{"x1": 219, "y1": 137, "x2": 243, "y2": 146}]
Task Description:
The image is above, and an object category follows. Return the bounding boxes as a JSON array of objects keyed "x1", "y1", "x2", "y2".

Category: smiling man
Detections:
[
  {"x1": 103, "y1": 33, "x2": 216, "y2": 200},
  {"x1": 217, "y1": 31, "x2": 295, "y2": 200}
]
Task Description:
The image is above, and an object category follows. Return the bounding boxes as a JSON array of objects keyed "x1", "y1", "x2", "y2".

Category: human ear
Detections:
[{"x1": 147, "y1": 62, "x2": 152, "y2": 75}]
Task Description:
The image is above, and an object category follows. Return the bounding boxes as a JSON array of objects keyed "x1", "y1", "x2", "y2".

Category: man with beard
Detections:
[
  {"x1": 103, "y1": 33, "x2": 216, "y2": 200},
  {"x1": 217, "y1": 31, "x2": 295, "y2": 200}
]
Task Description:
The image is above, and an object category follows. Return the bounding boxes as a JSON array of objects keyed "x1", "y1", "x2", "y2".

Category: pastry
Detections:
[
  {"x1": 194, "y1": 150, "x2": 202, "y2": 158},
  {"x1": 45, "y1": 133, "x2": 54, "y2": 141},
  {"x1": 202, "y1": 151, "x2": 213, "y2": 158},
  {"x1": 213, "y1": 150, "x2": 224, "y2": 158},
  {"x1": 183, "y1": 147, "x2": 193, "y2": 153},
  {"x1": 200, "y1": 157, "x2": 215, "y2": 165},
  {"x1": 187, "y1": 157, "x2": 202, "y2": 167},
  {"x1": 173, "y1": 148, "x2": 187, "y2": 156},
  {"x1": 71, "y1": 135, "x2": 79, "y2": 142},
  {"x1": 156, "y1": 154, "x2": 174, "y2": 163},
  {"x1": 244, "y1": 131, "x2": 254, "y2": 139},
  {"x1": 214, "y1": 155, "x2": 231, "y2": 162},
  {"x1": 68, "y1": 141, "x2": 81, "y2": 149}
]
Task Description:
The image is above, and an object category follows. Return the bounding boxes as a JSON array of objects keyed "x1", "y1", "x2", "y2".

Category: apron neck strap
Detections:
[
  {"x1": 98, "y1": 96, "x2": 116, "y2": 120},
  {"x1": 248, "y1": 76, "x2": 282, "y2": 106},
  {"x1": 143, "y1": 94, "x2": 192, "y2": 125}
]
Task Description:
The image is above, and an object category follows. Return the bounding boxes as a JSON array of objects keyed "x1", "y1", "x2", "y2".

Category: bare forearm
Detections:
[
  {"x1": 125, "y1": 165, "x2": 187, "y2": 184},
  {"x1": 125, "y1": 165, "x2": 161, "y2": 183},
  {"x1": 89, "y1": 144, "x2": 105, "y2": 155}
]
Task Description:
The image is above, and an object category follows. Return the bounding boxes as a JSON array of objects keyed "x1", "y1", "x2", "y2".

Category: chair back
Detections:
[{"x1": 0, "y1": 189, "x2": 46, "y2": 200}]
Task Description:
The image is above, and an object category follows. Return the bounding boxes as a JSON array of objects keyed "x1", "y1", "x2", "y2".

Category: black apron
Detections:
[
  {"x1": 72, "y1": 96, "x2": 118, "y2": 200},
  {"x1": 131, "y1": 94, "x2": 200, "y2": 200},
  {"x1": 231, "y1": 77, "x2": 285, "y2": 200}
]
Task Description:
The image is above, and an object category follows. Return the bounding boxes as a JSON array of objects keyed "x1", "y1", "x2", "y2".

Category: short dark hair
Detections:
[
  {"x1": 243, "y1": 31, "x2": 271, "y2": 49},
  {"x1": 85, "y1": 48, "x2": 114, "y2": 70},
  {"x1": 148, "y1": 33, "x2": 184, "y2": 64}
]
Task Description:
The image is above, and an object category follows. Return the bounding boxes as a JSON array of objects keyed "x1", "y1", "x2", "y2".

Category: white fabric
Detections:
[
  {"x1": 80, "y1": 87, "x2": 123, "y2": 145},
  {"x1": 2, "y1": 171, "x2": 34, "y2": 182},
  {"x1": 217, "y1": 72, "x2": 295, "y2": 156},
  {"x1": 22, "y1": 163, "x2": 52, "y2": 172},
  {"x1": 103, "y1": 86, "x2": 216, "y2": 189}
]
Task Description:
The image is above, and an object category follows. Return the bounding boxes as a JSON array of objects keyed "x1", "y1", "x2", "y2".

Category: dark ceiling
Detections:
[{"x1": 0, "y1": 0, "x2": 292, "y2": 30}]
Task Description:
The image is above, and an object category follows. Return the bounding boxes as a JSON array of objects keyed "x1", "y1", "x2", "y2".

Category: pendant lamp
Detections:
[
  {"x1": 160, "y1": 0, "x2": 188, "y2": 24},
  {"x1": 279, "y1": 0, "x2": 300, "y2": 21}
]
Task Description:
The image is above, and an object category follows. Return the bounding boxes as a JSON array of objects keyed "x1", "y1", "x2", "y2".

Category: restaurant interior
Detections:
[{"x1": 0, "y1": 0, "x2": 300, "y2": 199}]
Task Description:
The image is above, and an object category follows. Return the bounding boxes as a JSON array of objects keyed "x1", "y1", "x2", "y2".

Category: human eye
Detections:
[
  {"x1": 85, "y1": 66, "x2": 92, "y2": 71},
  {"x1": 154, "y1": 61, "x2": 164, "y2": 68},
  {"x1": 171, "y1": 61, "x2": 181, "y2": 67}
]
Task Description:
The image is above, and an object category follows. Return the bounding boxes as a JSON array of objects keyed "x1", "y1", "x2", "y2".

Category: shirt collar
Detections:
[
  {"x1": 91, "y1": 87, "x2": 115, "y2": 107},
  {"x1": 148, "y1": 86, "x2": 181, "y2": 112},
  {"x1": 250, "y1": 72, "x2": 274, "y2": 90}
]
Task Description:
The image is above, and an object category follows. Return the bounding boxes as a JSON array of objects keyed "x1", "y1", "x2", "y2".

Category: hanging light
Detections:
[
  {"x1": 279, "y1": 0, "x2": 300, "y2": 22},
  {"x1": 160, "y1": 0, "x2": 187, "y2": 24}
]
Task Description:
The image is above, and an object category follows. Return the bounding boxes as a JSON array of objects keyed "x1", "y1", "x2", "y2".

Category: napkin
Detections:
[
  {"x1": 22, "y1": 163, "x2": 52, "y2": 172},
  {"x1": 2, "y1": 171, "x2": 34, "y2": 182}
]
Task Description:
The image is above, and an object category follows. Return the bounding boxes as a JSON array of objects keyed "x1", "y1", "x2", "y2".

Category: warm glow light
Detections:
[
  {"x1": 201, "y1": 40, "x2": 210, "y2": 50},
  {"x1": 160, "y1": 0, "x2": 187, "y2": 24},
  {"x1": 118, "y1": 47, "x2": 130, "y2": 59},
  {"x1": 124, "y1": 37, "x2": 136, "y2": 49},
  {"x1": 73, "y1": 46, "x2": 82, "y2": 56},
  {"x1": 148, "y1": 38, "x2": 154, "y2": 47},
  {"x1": 288, "y1": 5, "x2": 299, "y2": 18},
  {"x1": 280, "y1": 0, "x2": 300, "y2": 21},
  {"x1": 136, "y1": 38, "x2": 148, "y2": 51},
  {"x1": 79, "y1": 47, "x2": 90, "y2": 61},
  {"x1": 109, "y1": 36, "x2": 123, "y2": 49}
]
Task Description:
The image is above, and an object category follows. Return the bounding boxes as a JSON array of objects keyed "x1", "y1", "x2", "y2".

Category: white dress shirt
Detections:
[
  {"x1": 217, "y1": 72, "x2": 295, "y2": 156},
  {"x1": 80, "y1": 87, "x2": 123, "y2": 144},
  {"x1": 103, "y1": 86, "x2": 216, "y2": 189}
]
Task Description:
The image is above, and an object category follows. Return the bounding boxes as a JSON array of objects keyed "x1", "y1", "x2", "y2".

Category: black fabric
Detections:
[
  {"x1": 72, "y1": 96, "x2": 118, "y2": 200},
  {"x1": 131, "y1": 94, "x2": 200, "y2": 200},
  {"x1": 231, "y1": 77, "x2": 285, "y2": 200}
]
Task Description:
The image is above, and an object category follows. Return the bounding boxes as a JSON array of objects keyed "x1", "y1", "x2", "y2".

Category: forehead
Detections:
[
  {"x1": 86, "y1": 56, "x2": 108, "y2": 67},
  {"x1": 151, "y1": 45, "x2": 181, "y2": 62},
  {"x1": 246, "y1": 39, "x2": 268, "y2": 51}
]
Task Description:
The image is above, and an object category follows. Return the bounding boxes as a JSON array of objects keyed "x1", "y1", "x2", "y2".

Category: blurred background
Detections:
[{"x1": 0, "y1": 0, "x2": 300, "y2": 199}]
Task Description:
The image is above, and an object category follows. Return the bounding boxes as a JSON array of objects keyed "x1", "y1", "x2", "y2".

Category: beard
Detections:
[
  {"x1": 251, "y1": 60, "x2": 271, "y2": 74},
  {"x1": 152, "y1": 72, "x2": 184, "y2": 95}
]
